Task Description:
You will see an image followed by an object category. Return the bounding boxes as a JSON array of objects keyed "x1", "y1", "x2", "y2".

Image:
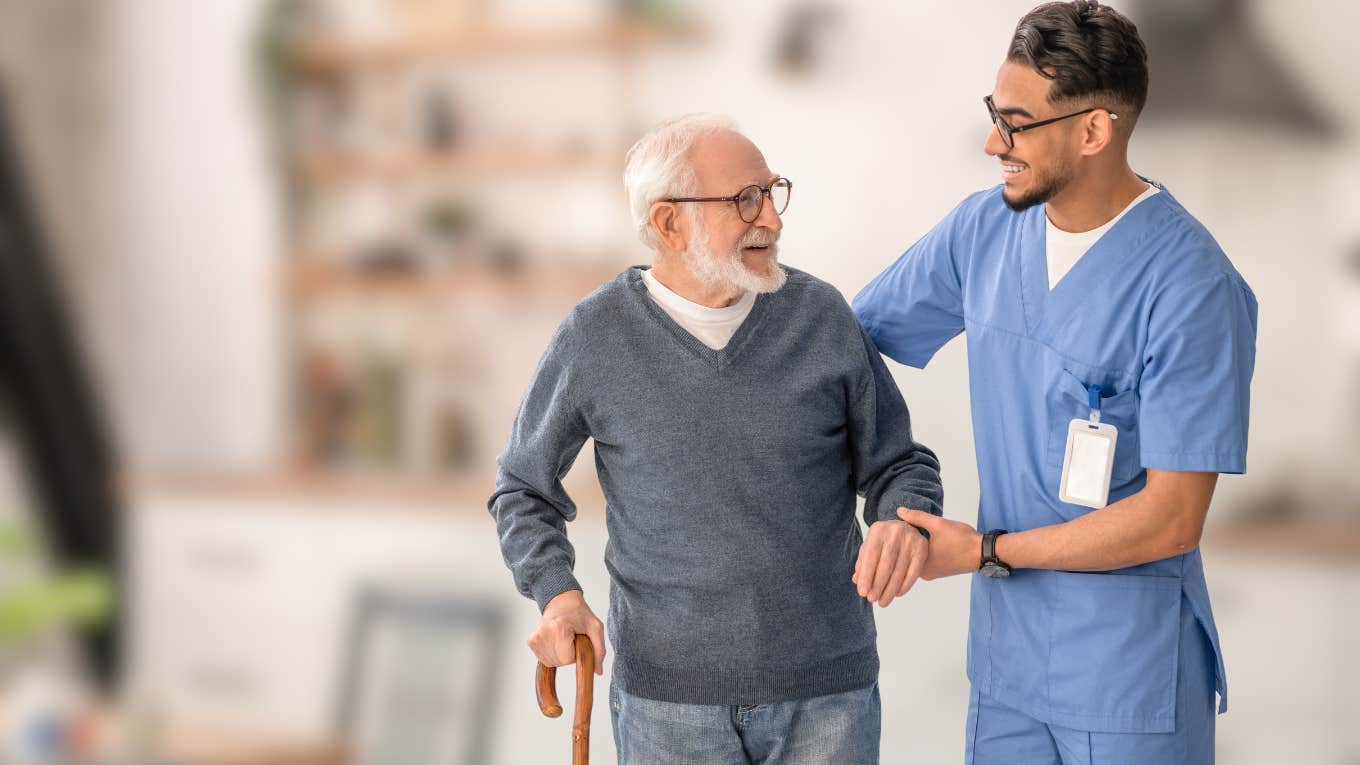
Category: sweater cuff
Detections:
[
  {"x1": 871, "y1": 491, "x2": 942, "y2": 523},
  {"x1": 530, "y1": 569, "x2": 583, "y2": 613}
]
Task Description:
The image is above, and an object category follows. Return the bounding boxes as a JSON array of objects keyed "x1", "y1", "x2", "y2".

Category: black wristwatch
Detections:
[{"x1": 979, "y1": 529, "x2": 1011, "y2": 579}]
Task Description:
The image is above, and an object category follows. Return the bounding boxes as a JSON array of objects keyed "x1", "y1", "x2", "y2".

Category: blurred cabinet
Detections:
[{"x1": 126, "y1": 491, "x2": 511, "y2": 738}]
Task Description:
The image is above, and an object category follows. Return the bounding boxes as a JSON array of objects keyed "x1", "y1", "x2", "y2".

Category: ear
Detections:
[
  {"x1": 648, "y1": 201, "x2": 689, "y2": 252},
  {"x1": 1077, "y1": 110, "x2": 1119, "y2": 156}
]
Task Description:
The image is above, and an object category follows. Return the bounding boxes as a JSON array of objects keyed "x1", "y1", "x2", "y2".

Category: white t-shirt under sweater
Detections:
[
  {"x1": 640, "y1": 267, "x2": 755, "y2": 350},
  {"x1": 1045, "y1": 183, "x2": 1160, "y2": 290}
]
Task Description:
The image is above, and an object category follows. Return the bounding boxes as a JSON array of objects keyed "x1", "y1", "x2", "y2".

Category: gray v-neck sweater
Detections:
[{"x1": 489, "y1": 265, "x2": 943, "y2": 705}]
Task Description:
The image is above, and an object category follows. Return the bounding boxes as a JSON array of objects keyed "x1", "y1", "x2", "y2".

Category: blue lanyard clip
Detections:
[{"x1": 1087, "y1": 384, "x2": 1103, "y2": 424}]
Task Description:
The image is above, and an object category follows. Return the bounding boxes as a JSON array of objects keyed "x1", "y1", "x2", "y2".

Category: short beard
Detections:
[
  {"x1": 682, "y1": 208, "x2": 786, "y2": 294},
  {"x1": 1002, "y1": 157, "x2": 1074, "y2": 212}
]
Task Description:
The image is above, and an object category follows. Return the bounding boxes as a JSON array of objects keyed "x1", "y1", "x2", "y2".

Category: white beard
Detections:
[{"x1": 682, "y1": 209, "x2": 786, "y2": 294}]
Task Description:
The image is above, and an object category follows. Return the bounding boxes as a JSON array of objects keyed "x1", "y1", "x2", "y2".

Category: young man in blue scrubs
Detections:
[{"x1": 853, "y1": 2, "x2": 1256, "y2": 763}]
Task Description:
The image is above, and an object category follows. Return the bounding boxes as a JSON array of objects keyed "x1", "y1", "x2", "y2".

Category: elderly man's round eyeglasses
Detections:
[
  {"x1": 664, "y1": 177, "x2": 792, "y2": 224},
  {"x1": 984, "y1": 95, "x2": 1118, "y2": 150}
]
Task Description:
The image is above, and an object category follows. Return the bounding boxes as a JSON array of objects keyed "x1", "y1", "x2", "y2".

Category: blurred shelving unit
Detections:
[
  {"x1": 291, "y1": 18, "x2": 698, "y2": 72},
  {"x1": 258, "y1": 0, "x2": 701, "y2": 492}
]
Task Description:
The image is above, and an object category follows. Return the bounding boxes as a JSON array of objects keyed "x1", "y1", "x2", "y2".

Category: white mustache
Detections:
[{"x1": 739, "y1": 231, "x2": 779, "y2": 249}]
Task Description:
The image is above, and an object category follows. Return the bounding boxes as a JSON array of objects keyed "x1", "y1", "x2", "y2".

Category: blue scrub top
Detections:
[{"x1": 853, "y1": 182, "x2": 1257, "y2": 734}]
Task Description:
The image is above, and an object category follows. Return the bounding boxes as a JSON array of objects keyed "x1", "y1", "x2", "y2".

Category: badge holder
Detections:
[{"x1": 1058, "y1": 384, "x2": 1118, "y2": 508}]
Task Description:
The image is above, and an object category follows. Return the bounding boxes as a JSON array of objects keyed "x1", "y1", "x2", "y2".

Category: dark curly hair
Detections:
[{"x1": 1009, "y1": 1, "x2": 1149, "y2": 123}]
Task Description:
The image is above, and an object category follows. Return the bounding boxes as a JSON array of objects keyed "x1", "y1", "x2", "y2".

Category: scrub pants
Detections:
[{"x1": 966, "y1": 596, "x2": 1216, "y2": 764}]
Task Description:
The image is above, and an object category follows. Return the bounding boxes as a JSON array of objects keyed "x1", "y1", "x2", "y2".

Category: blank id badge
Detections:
[{"x1": 1059, "y1": 418, "x2": 1118, "y2": 509}]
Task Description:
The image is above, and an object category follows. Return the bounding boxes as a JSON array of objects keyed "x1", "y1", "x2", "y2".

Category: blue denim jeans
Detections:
[{"x1": 609, "y1": 681, "x2": 881, "y2": 765}]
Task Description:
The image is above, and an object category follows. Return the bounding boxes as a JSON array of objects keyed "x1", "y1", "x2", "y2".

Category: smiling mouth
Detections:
[{"x1": 1001, "y1": 162, "x2": 1028, "y2": 181}]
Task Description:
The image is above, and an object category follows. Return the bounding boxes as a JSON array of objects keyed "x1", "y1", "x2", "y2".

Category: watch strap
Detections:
[{"x1": 981, "y1": 529, "x2": 1009, "y2": 567}]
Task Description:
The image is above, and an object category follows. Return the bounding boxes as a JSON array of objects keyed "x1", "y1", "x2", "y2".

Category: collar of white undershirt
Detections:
[
  {"x1": 1045, "y1": 182, "x2": 1160, "y2": 243},
  {"x1": 640, "y1": 267, "x2": 755, "y2": 323}
]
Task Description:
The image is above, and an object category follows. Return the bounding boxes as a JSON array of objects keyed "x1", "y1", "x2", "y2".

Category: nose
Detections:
[
  {"x1": 984, "y1": 124, "x2": 1007, "y2": 157},
  {"x1": 754, "y1": 193, "x2": 783, "y2": 233}
]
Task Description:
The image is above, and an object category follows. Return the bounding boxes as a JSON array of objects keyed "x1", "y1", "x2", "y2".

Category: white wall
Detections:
[{"x1": 93, "y1": 0, "x2": 283, "y2": 470}]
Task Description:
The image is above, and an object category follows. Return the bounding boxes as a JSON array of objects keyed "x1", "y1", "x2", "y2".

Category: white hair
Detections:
[{"x1": 622, "y1": 113, "x2": 739, "y2": 250}]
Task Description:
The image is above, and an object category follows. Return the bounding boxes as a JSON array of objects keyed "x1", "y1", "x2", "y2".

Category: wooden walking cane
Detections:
[{"x1": 536, "y1": 633, "x2": 594, "y2": 765}]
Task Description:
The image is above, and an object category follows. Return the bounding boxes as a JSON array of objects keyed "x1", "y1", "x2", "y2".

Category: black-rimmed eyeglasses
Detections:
[
  {"x1": 664, "y1": 177, "x2": 792, "y2": 224},
  {"x1": 984, "y1": 95, "x2": 1118, "y2": 149}
]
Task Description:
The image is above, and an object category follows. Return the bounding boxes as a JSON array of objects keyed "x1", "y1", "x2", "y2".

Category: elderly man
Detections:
[{"x1": 489, "y1": 113, "x2": 943, "y2": 764}]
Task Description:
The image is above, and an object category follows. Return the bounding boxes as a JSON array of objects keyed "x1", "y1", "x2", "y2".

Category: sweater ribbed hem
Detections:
[
  {"x1": 612, "y1": 643, "x2": 879, "y2": 706},
  {"x1": 530, "y1": 569, "x2": 583, "y2": 613},
  {"x1": 872, "y1": 490, "x2": 944, "y2": 523}
]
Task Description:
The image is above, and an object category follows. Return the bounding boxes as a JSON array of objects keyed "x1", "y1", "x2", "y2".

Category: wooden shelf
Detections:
[
  {"x1": 0, "y1": 701, "x2": 346, "y2": 765},
  {"x1": 126, "y1": 469, "x2": 490, "y2": 510},
  {"x1": 124, "y1": 468, "x2": 606, "y2": 515},
  {"x1": 157, "y1": 716, "x2": 345, "y2": 765},
  {"x1": 281, "y1": 260, "x2": 623, "y2": 302},
  {"x1": 294, "y1": 19, "x2": 700, "y2": 73},
  {"x1": 297, "y1": 145, "x2": 620, "y2": 184}
]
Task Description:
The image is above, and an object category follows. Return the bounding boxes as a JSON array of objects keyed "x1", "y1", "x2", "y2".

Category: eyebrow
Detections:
[{"x1": 992, "y1": 101, "x2": 1036, "y2": 120}]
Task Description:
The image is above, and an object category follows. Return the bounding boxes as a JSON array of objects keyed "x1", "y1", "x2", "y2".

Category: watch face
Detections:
[{"x1": 980, "y1": 563, "x2": 1010, "y2": 579}]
